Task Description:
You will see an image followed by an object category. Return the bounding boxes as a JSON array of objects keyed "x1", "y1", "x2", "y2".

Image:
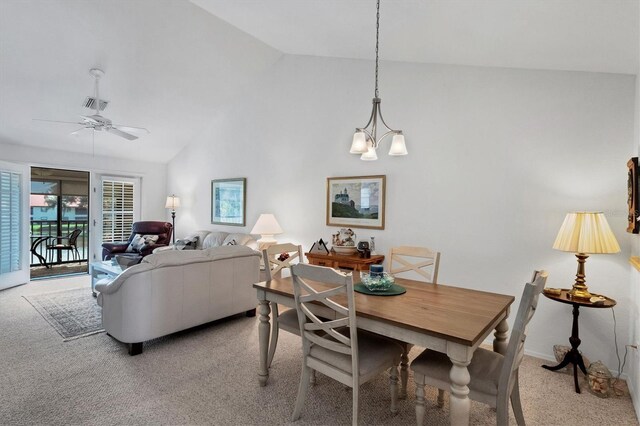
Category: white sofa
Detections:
[
  {"x1": 159, "y1": 230, "x2": 259, "y2": 252},
  {"x1": 96, "y1": 245, "x2": 261, "y2": 355}
]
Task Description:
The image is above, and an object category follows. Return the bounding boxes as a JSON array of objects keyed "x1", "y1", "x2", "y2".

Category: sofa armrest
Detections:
[
  {"x1": 102, "y1": 242, "x2": 129, "y2": 260},
  {"x1": 95, "y1": 263, "x2": 154, "y2": 294}
]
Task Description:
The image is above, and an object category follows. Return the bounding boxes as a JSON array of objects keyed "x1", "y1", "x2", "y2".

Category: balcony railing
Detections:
[{"x1": 30, "y1": 220, "x2": 89, "y2": 266}]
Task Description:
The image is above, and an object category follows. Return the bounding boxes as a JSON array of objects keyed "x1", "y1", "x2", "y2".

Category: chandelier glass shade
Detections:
[{"x1": 350, "y1": 0, "x2": 407, "y2": 161}]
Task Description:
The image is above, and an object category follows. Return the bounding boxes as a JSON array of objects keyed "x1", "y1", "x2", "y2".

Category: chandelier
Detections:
[{"x1": 349, "y1": 0, "x2": 407, "y2": 161}]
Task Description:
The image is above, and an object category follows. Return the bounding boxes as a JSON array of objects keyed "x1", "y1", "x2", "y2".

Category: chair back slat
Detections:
[
  {"x1": 262, "y1": 243, "x2": 303, "y2": 280},
  {"x1": 291, "y1": 263, "x2": 359, "y2": 380},
  {"x1": 498, "y1": 270, "x2": 548, "y2": 395},
  {"x1": 389, "y1": 246, "x2": 441, "y2": 283}
]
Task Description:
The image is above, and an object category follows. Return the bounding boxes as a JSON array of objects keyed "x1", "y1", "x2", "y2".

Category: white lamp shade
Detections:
[
  {"x1": 360, "y1": 141, "x2": 378, "y2": 161},
  {"x1": 350, "y1": 131, "x2": 368, "y2": 154},
  {"x1": 165, "y1": 195, "x2": 180, "y2": 210},
  {"x1": 553, "y1": 212, "x2": 620, "y2": 254},
  {"x1": 251, "y1": 214, "x2": 283, "y2": 236},
  {"x1": 388, "y1": 134, "x2": 408, "y2": 156}
]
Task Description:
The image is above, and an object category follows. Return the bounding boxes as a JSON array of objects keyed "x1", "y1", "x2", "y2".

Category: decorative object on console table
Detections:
[
  {"x1": 541, "y1": 289, "x2": 616, "y2": 394},
  {"x1": 165, "y1": 194, "x2": 180, "y2": 247},
  {"x1": 309, "y1": 238, "x2": 329, "y2": 254},
  {"x1": 211, "y1": 178, "x2": 246, "y2": 226},
  {"x1": 305, "y1": 251, "x2": 384, "y2": 274},
  {"x1": 552, "y1": 212, "x2": 620, "y2": 300},
  {"x1": 250, "y1": 213, "x2": 283, "y2": 250},
  {"x1": 327, "y1": 175, "x2": 386, "y2": 229},
  {"x1": 349, "y1": 0, "x2": 407, "y2": 161},
  {"x1": 331, "y1": 227, "x2": 358, "y2": 254},
  {"x1": 628, "y1": 157, "x2": 639, "y2": 233}
]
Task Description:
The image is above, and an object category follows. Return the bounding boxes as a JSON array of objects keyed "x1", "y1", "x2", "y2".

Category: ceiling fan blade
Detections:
[
  {"x1": 79, "y1": 115, "x2": 99, "y2": 123},
  {"x1": 113, "y1": 124, "x2": 150, "y2": 133},
  {"x1": 107, "y1": 127, "x2": 138, "y2": 141},
  {"x1": 33, "y1": 118, "x2": 83, "y2": 125},
  {"x1": 70, "y1": 127, "x2": 87, "y2": 136}
]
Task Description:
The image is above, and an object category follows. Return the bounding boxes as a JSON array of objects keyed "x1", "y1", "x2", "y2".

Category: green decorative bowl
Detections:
[{"x1": 361, "y1": 272, "x2": 395, "y2": 291}]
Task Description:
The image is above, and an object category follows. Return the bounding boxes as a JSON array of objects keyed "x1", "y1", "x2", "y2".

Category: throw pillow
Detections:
[
  {"x1": 175, "y1": 236, "x2": 199, "y2": 251},
  {"x1": 126, "y1": 234, "x2": 160, "y2": 253}
]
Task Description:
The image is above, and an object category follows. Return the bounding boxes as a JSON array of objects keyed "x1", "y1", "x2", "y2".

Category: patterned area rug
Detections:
[{"x1": 23, "y1": 288, "x2": 104, "y2": 341}]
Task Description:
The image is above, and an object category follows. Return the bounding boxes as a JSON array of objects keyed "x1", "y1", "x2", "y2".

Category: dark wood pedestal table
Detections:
[{"x1": 541, "y1": 289, "x2": 616, "y2": 393}]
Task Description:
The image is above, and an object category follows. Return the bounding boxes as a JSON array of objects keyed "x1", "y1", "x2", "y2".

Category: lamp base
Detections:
[
  {"x1": 568, "y1": 287, "x2": 593, "y2": 300},
  {"x1": 569, "y1": 253, "x2": 592, "y2": 300}
]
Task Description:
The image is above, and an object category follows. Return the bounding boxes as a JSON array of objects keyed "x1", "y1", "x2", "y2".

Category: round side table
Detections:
[{"x1": 541, "y1": 289, "x2": 616, "y2": 393}]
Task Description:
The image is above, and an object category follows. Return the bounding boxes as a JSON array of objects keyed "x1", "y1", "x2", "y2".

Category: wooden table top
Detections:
[{"x1": 254, "y1": 276, "x2": 514, "y2": 347}]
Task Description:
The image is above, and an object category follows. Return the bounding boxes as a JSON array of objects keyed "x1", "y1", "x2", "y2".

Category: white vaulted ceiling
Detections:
[
  {"x1": 0, "y1": 0, "x2": 637, "y2": 163},
  {"x1": 193, "y1": 0, "x2": 638, "y2": 75}
]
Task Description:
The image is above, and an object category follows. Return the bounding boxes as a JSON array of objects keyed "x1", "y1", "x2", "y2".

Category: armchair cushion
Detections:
[{"x1": 126, "y1": 234, "x2": 160, "y2": 253}]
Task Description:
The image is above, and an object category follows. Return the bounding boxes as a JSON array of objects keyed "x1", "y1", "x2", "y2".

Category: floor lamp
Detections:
[{"x1": 165, "y1": 194, "x2": 180, "y2": 247}]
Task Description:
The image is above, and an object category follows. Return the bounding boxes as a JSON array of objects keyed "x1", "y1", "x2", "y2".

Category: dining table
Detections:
[{"x1": 254, "y1": 274, "x2": 515, "y2": 426}]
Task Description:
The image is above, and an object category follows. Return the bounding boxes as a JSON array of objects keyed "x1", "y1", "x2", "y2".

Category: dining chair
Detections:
[
  {"x1": 411, "y1": 270, "x2": 548, "y2": 426},
  {"x1": 388, "y1": 245, "x2": 441, "y2": 398},
  {"x1": 262, "y1": 242, "x2": 304, "y2": 368},
  {"x1": 290, "y1": 263, "x2": 403, "y2": 425},
  {"x1": 46, "y1": 228, "x2": 82, "y2": 264}
]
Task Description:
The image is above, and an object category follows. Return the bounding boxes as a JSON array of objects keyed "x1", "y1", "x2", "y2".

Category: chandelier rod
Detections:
[{"x1": 374, "y1": 0, "x2": 380, "y2": 99}]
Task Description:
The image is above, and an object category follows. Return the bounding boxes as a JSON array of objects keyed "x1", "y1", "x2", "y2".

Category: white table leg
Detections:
[
  {"x1": 447, "y1": 344, "x2": 473, "y2": 426},
  {"x1": 493, "y1": 310, "x2": 509, "y2": 355},
  {"x1": 258, "y1": 297, "x2": 271, "y2": 387}
]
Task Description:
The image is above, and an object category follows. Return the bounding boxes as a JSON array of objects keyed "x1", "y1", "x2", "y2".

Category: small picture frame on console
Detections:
[{"x1": 309, "y1": 239, "x2": 329, "y2": 254}]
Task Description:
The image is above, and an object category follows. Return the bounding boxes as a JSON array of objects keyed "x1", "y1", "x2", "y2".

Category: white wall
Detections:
[
  {"x1": 0, "y1": 141, "x2": 167, "y2": 260},
  {"x1": 167, "y1": 54, "x2": 635, "y2": 371}
]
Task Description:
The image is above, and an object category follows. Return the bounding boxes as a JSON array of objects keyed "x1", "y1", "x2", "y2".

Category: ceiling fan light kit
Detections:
[
  {"x1": 349, "y1": 0, "x2": 407, "y2": 161},
  {"x1": 33, "y1": 68, "x2": 149, "y2": 141}
]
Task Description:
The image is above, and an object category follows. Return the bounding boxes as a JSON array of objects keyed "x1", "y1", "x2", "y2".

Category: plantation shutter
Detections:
[
  {"x1": 0, "y1": 171, "x2": 21, "y2": 274},
  {"x1": 101, "y1": 180, "x2": 135, "y2": 243}
]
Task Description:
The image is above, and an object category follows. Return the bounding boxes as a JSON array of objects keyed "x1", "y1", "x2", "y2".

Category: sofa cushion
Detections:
[
  {"x1": 187, "y1": 230, "x2": 212, "y2": 249},
  {"x1": 223, "y1": 233, "x2": 254, "y2": 247},
  {"x1": 126, "y1": 234, "x2": 159, "y2": 253},
  {"x1": 202, "y1": 232, "x2": 229, "y2": 249}
]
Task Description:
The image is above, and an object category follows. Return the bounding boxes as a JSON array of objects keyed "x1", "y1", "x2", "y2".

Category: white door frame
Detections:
[{"x1": 0, "y1": 160, "x2": 30, "y2": 290}]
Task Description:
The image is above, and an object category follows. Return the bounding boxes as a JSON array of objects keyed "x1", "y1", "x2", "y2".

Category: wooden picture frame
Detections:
[
  {"x1": 628, "y1": 158, "x2": 639, "y2": 233},
  {"x1": 211, "y1": 178, "x2": 246, "y2": 226},
  {"x1": 326, "y1": 175, "x2": 386, "y2": 230}
]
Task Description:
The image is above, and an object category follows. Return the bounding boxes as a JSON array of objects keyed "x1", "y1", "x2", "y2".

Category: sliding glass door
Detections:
[{"x1": 0, "y1": 160, "x2": 29, "y2": 290}]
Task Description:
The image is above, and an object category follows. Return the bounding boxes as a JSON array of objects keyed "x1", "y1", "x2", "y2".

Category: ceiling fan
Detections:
[{"x1": 34, "y1": 68, "x2": 149, "y2": 141}]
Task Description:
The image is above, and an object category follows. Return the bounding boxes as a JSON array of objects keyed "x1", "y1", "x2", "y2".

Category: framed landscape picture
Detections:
[
  {"x1": 211, "y1": 178, "x2": 246, "y2": 226},
  {"x1": 326, "y1": 175, "x2": 386, "y2": 230}
]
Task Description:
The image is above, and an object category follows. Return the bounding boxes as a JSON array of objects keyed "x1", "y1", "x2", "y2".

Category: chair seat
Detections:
[
  {"x1": 411, "y1": 347, "x2": 504, "y2": 396},
  {"x1": 277, "y1": 308, "x2": 300, "y2": 334},
  {"x1": 310, "y1": 329, "x2": 402, "y2": 377}
]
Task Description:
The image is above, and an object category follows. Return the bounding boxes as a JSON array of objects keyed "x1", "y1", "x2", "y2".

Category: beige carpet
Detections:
[{"x1": 0, "y1": 276, "x2": 637, "y2": 425}]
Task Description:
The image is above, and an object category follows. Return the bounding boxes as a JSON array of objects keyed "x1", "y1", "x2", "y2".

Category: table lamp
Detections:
[
  {"x1": 250, "y1": 214, "x2": 283, "y2": 249},
  {"x1": 552, "y1": 212, "x2": 620, "y2": 299},
  {"x1": 165, "y1": 194, "x2": 180, "y2": 247}
]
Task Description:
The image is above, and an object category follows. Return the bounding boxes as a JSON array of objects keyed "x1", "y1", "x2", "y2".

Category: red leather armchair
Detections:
[{"x1": 102, "y1": 221, "x2": 173, "y2": 260}]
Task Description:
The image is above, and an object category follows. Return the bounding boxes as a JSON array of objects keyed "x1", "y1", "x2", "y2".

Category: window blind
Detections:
[
  {"x1": 0, "y1": 171, "x2": 21, "y2": 274},
  {"x1": 102, "y1": 180, "x2": 135, "y2": 243}
]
